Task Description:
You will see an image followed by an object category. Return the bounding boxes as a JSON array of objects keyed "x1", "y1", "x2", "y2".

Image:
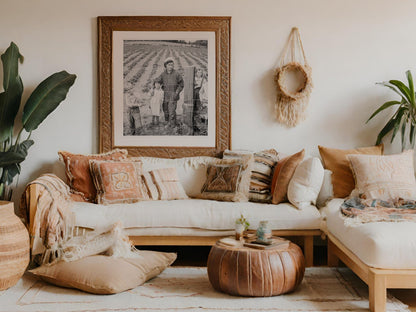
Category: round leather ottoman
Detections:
[{"x1": 207, "y1": 239, "x2": 305, "y2": 297}]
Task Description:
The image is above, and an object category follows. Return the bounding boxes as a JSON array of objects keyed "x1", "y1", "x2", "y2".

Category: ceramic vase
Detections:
[
  {"x1": 0, "y1": 201, "x2": 30, "y2": 290},
  {"x1": 235, "y1": 223, "x2": 245, "y2": 240}
]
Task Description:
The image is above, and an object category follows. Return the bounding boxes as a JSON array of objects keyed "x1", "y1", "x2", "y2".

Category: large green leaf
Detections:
[
  {"x1": 401, "y1": 119, "x2": 407, "y2": 151},
  {"x1": 22, "y1": 71, "x2": 76, "y2": 132},
  {"x1": 0, "y1": 163, "x2": 20, "y2": 184},
  {"x1": 406, "y1": 70, "x2": 415, "y2": 108},
  {"x1": 377, "y1": 82, "x2": 405, "y2": 100},
  {"x1": 390, "y1": 108, "x2": 406, "y2": 143},
  {"x1": 389, "y1": 79, "x2": 412, "y2": 104},
  {"x1": 376, "y1": 116, "x2": 396, "y2": 145},
  {"x1": 1, "y1": 42, "x2": 23, "y2": 91},
  {"x1": 0, "y1": 139, "x2": 33, "y2": 185},
  {"x1": 366, "y1": 100, "x2": 401, "y2": 123},
  {"x1": 0, "y1": 139, "x2": 34, "y2": 167},
  {"x1": 0, "y1": 43, "x2": 24, "y2": 143}
]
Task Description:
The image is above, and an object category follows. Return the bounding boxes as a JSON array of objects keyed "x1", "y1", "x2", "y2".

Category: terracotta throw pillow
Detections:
[
  {"x1": 271, "y1": 149, "x2": 305, "y2": 204},
  {"x1": 29, "y1": 251, "x2": 177, "y2": 294},
  {"x1": 89, "y1": 159, "x2": 149, "y2": 204},
  {"x1": 318, "y1": 145, "x2": 383, "y2": 198},
  {"x1": 58, "y1": 149, "x2": 128, "y2": 202},
  {"x1": 199, "y1": 156, "x2": 253, "y2": 202},
  {"x1": 348, "y1": 150, "x2": 416, "y2": 200}
]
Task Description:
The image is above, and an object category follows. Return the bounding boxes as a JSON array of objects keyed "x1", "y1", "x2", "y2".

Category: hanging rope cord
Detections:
[{"x1": 278, "y1": 27, "x2": 309, "y2": 68}]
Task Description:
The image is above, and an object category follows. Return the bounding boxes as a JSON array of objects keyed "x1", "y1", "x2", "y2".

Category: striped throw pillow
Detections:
[
  {"x1": 144, "y1": 168, "x2": 188, "y2": 200},
  {"x1": 223, "y1": 149, "x2": 279, "y2": 203}
]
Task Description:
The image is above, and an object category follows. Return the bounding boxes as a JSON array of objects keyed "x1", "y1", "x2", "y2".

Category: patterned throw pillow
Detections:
[
  {"x1": 347, "y1": 150, "x2": 416, "y2": 200},
  {"x1": 199, "y1": 156, "x2": 254, "y2": 202},
  {"x1": 223, "y1": 149, "x2": 279, "y2": 203},
  {"x1": 271, "y1": 149, "x2": 305, "y2": 204},
  {"x1": 318, "y1": 145, "x2": 384, "y2": 198},
  {"x1": 89, "y1": 160, "x2": 149, "y2": 205},
  {"x1": 58, "y1": 149, "x2": 128, "y2": 202}
]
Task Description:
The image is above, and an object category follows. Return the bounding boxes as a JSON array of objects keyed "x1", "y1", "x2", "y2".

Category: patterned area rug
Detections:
[{"x1": 0, "y1": 267, "x2": 409, "y2": 312}]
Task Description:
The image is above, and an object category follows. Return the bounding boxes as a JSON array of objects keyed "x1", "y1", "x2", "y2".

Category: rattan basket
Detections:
[{"x1": 0, "y1": 201, "x2": 29, "y2": 290}]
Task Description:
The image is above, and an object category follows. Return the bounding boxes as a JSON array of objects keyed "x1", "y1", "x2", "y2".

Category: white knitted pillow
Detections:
[{"x1": 287, "y1": 157, "x2": 324, "y2": 209}]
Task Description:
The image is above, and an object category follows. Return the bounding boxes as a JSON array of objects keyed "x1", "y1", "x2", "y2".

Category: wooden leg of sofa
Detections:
[
  {"x1": 304, "y1": 236, "x2": 313, "y2": 267},
  {"x1": 327, "y1": 239, "x2": 340, "y2": 267},
  {"x1": 368, "y1": 270, "x2": 386, "y2": 312}
]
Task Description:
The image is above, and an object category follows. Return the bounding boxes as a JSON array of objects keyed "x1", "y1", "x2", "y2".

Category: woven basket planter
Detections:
[{"x1": 0, "y1": 201, "x2": 29, "y2": 290}]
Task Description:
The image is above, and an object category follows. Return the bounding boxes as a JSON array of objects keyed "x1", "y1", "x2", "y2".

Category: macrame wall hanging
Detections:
[{"x1": 274, "y1": 27, "x2": 313, "y2": 127}]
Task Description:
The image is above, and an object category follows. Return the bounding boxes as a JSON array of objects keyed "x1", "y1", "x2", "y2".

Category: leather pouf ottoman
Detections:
[{"x1": 207, "y1": 239, "x2": 305, "y2": 296}]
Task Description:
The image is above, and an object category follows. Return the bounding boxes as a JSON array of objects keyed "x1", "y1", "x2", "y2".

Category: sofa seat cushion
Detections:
[
  {"x1": 323, "y1": 198, "x2": 416, "y2": 269},
  {"x1": 71, "y1": 199, "x2": 322, "y2": 232}
]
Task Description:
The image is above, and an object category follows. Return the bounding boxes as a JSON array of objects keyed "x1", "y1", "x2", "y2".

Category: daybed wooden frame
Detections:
[
  {"x1": 327, "y1": 232, "x2": 416, "y2": 312},
  {"x1": 130, "y1": 229, "x2": 320, "y2": 267},
  {"x1": 26, "y1": 184, "x2": 320, "y2": 267}
]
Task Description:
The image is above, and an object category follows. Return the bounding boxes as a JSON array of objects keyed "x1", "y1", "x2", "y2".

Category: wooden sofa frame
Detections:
[
  {"x1": 26, "y1": 183, "x2": 320, "y2": 267},
  {"x1": 327, "y1": 232, "x2": 416, "y2": 312}
]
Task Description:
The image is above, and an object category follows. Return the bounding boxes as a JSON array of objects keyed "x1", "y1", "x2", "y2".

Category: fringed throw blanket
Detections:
[
  {"x1": 20, "y1": 174, "x2": 75, "y2": 265},
  {"x1": 19, "y1": 174, "x2": 140, "y2": 266},
  {"x1": 341, "y1": 197, "x2": 416, "y2": 226}
]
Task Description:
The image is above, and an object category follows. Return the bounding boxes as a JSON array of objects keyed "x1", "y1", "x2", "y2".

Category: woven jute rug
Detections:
[{"x1": 0, "y1": 267, "x2": 409, "y2": 312}]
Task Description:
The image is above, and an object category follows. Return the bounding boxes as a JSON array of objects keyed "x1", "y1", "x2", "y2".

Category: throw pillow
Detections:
[
  {"x1": 347, "y1": 150, "x2": 416, "y2": 200},
  {"x1": 318, "y1": 144, "x2": 383, "y2": 198},
  {"x1": 29, "y1": 251, "x2": 177, "y2": 294},
  {"x1": 89, "y1": 159, "x2": 149, "y2": 205},
  {"x1": 287, "y1": 157, "x2": 324, "y2": 209},
  {"x1": 58, "y1": 149, "x2": 128, "y2": 202},
  {"x1": 316, "y1": 169, "x2": 334, "y2": 208},
  {"x1": 199, "y1": 155, "x2": 254, "y2": 202},
  {"x1": 271, "y1": 149, "x2": 305, "y2": 204},
  {"x1": 223, "y1": 149, "x2": 279, "y2": 203},
  {"x1": 144, "y1": 168, "x2": 188, "y2": 200}
]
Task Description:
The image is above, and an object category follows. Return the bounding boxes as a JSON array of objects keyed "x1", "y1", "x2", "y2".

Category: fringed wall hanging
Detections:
[{"x1": 274, "y1": 27, "x2": 312, "y2": 127}]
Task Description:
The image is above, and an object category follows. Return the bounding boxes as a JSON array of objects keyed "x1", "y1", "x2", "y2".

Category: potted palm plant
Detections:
[
  {"x1": 367, "y1": 70, "x2": 416, "y2": 151},
  {"x1": 0, "y1": 42, "x2": 76, "y2": 200}
]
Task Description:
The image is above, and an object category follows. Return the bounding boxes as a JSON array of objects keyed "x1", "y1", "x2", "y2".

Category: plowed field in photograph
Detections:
[{"x1": 123, "y1": 41, "x2": 208, "y2": 136}]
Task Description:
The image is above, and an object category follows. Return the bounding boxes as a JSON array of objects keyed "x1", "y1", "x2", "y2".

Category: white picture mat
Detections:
[{"x1": 113, "y1": 31, "x2": 216, "y2": 147}]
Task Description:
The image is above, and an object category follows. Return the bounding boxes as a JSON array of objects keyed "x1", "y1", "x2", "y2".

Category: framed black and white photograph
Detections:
[{"x1": 98, "y1": 16, "x2": 231, "y2": 158}]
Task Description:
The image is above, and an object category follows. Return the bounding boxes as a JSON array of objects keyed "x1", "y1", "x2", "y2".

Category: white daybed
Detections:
[{"x1": 323, "y1": 198, "x2": 416, "y2": 312}]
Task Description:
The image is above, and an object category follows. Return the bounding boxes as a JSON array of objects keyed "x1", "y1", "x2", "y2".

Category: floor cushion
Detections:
[{"x1": 29, "y1": 251, "x2": 177, "y2": 294}]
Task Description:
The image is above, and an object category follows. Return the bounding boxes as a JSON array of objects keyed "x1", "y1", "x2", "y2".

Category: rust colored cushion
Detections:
[
  {"x1": 29, "y1": 251, "x2": 177, "y2": 294},
  {"x1": 58, "y1": 149, "x2": 128, "y2": 202},
  {"x1": 271, "y1": 149, "x2": 305, "y2": 204},
  {"x1": 318, "y1": 144, "x2": 384, "y2": 198},
  {"x1": 89, "y1": 159, "x2": 150, "y2": 204},
  {"x1": 199, "y1": 156, "x2": 254, "y2": 202}
]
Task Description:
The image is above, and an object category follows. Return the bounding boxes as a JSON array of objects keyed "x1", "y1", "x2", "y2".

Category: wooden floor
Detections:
[{"x1": 140, "y1": 245, "x2": 416, "y2": 310}]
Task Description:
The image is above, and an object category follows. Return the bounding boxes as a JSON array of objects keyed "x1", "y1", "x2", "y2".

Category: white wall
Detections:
[{"x1": 0, "y1": 0, "x2": 415, "y2": 204}]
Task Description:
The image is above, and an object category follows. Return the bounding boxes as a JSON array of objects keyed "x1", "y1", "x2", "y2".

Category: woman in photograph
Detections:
[{"x1": 193, "y1": 68, "x2": 208, "y2": 135}]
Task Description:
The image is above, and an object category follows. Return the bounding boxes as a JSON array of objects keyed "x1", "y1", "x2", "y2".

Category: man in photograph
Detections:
[{"x1": 156, "y1": 57, "x2": 184, "y2": 128}]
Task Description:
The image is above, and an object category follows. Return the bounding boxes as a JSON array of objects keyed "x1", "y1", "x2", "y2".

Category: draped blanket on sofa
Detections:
[{"x1": 341, "y1": 196, "x2": 416, "y2": 226}]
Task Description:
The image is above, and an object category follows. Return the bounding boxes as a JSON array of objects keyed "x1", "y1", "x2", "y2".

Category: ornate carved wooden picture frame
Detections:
[{"x1": 98, "y1": 16, "x2": 231, "y2": 158}]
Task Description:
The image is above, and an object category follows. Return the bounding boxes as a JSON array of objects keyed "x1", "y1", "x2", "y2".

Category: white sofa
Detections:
[{"x1": 24, "y1": 155, "x2": 325, "y2": 267}]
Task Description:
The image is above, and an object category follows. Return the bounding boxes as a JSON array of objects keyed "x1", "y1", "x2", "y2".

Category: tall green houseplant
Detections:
[
  {"x1": 0, "y1": 42, "x2": 76, "y2": 200},
  {"x1": 367, "y1": 70, "x2": 416, "y2": 151}
]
